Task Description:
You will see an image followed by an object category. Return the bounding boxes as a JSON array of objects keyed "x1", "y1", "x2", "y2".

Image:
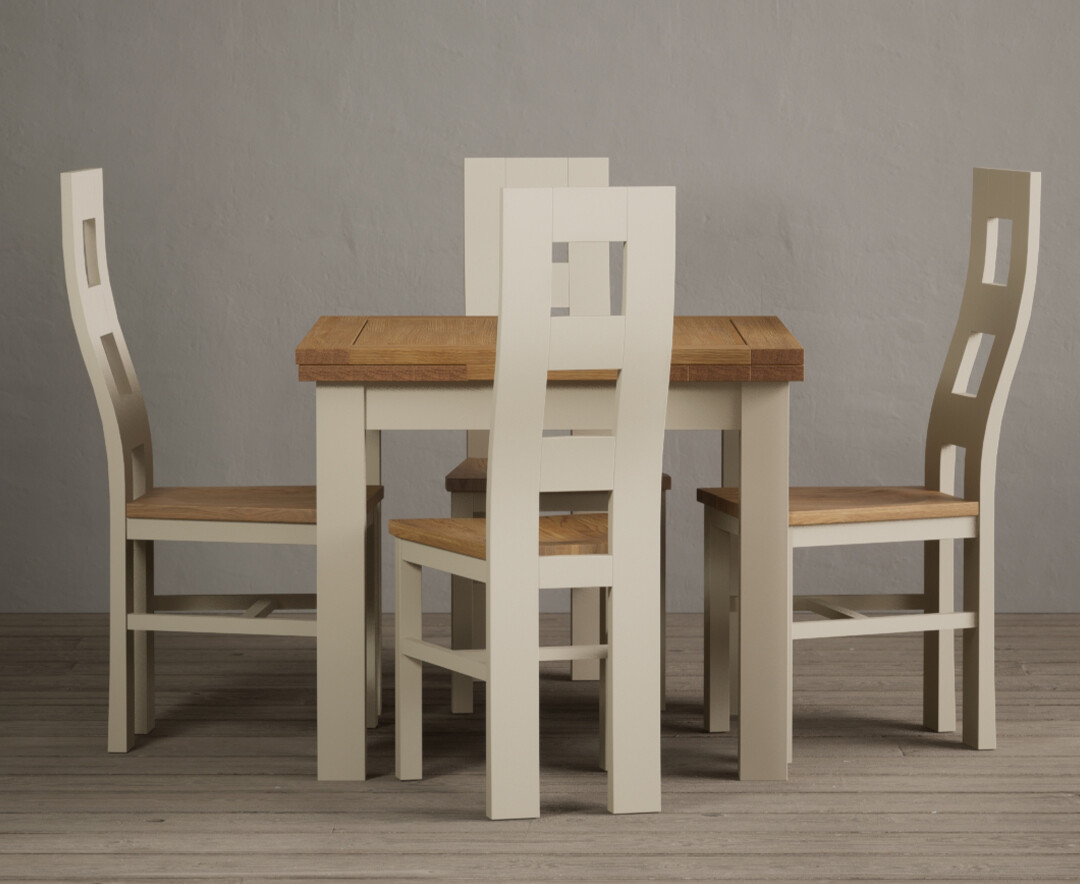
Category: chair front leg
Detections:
[
  {"x1": 450, "y1": 491, "x2": 482, "y2": 713},
  {"x1": 923, "y1": 537, "x2": 957, "y2": 733},
  {"x1": 394, "y1": 542, "x2": 424, "y2": 780},
  {"x1": 133, "y1": 539, "x2": 155, "y2": 736},
  {"x1": 704, "y1": 508, "x2": 734, "y2": 733}
]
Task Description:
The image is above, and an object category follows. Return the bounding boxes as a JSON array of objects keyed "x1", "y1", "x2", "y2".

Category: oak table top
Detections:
[{"x1": 296, "y1": 315, "x2": 803, "y2": 384}]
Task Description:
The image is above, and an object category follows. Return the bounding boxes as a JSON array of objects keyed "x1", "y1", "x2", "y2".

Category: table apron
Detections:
[{"x1": 352, "y1": 382, "x2": 741, "y2": 431}]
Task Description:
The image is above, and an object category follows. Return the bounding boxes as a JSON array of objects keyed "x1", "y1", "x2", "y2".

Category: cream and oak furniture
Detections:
[
  {"x1": 699, "y1": 168, "x2": 1040, "y2": 754},
  {"x1": 297, "y1": 311, "x2": 801, "y2": 782},
  {"x1": 392, "y1": 185, "x2": 675, "y2": 819},
  {"x1": 62, "y1": 168, "x2": 384, "y2": 756},
  {"x1": 447, "y1": 158, "x2": 672, "y2": 714}
]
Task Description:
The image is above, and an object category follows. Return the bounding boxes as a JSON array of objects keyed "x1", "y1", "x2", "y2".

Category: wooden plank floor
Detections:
[{"x1": 1, "y1": 613, "x2": 1078, "y2": 882}]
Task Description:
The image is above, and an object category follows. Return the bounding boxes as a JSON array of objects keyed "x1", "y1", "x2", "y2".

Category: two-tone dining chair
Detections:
[
  {"x1": 699, "y1": 168, "x2": 1040, "y2": 754},
  {"x1": 62, "y1": 168, "x2": 384, "y2": 754},
  {"x1": 446, "y1": 157, "x2": 672, "y2": 713},
  {"x1": 392, "y1": 184, "x2": 676, "y2": 818}
]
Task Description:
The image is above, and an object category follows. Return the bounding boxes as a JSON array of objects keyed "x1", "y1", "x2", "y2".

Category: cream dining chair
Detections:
[
  {"x1": 699, "y1": 168, "x2": 1040, "y2": 754},
  {"x1": 447, "y1": 157, "x2": 671, "y2": 715},
  {"x1": 392, "y1": 184, "x2": 676, "y2": 818},
  {"x1": 62, "y1": 168, "x2": 384, "y2": 754}
]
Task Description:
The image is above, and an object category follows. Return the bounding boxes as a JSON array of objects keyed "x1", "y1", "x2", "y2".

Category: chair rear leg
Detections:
[
  {"x1": 962, "y1": 532, "x2": 996, "y2": 749},
  {"x1": 133, "y1": 539, "x2": 155, "y2": 736},
  {"x1": 394, "y1": 544, "x2": 424, "y2": 780},
  {"x1": 108, "y1": 536, "x2": 135, "y2": 753},
  {"x1": 571, "y1": 586, "x2": 602, "y2": 681},
  {"x1": 486, "y1": 594, "x2": 540, "y2": 820}
]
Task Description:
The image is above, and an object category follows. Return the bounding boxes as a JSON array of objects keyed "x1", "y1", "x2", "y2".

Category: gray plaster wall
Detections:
[{"x1": 2, "y1": 0, "x2": 1077, "y2": 614}]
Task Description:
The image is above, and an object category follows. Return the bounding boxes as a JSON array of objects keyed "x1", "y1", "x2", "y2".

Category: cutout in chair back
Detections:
[
  {"x1": 950, "y1": 332, "x2": 995, "y2": 398},
  {"x1": 488, "y1": 186, "x2": 675, "y2": 517},
  {"x1": 100, "y1": 332, "x2": 133, "y2": 396},
  {"x1": 83, "y1": 218, "x2": 102, "y2": 287},
  {"x1": 464, "y1": 158, "x2": 611, "y2": 457},
  {"x1": 982, "y1": 218, "x2": 1012, "y2": 287}
]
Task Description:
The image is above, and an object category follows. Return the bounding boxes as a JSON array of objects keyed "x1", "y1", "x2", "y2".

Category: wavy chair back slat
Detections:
[
  {"x1": 62, "y1": 168, "x2": 153, "y2": 508},
  {"x1": 925, "y1": 168, "x2": 1040, "y2": 501}
]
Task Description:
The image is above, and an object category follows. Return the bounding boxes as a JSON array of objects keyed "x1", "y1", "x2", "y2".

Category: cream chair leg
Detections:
[
  {"x1": 133, "y1": 539, "x2": 155, "y2": 735},
  {"x1": 598, "y1": 587, "x2": 609, "y2": 772},
  {"x1": 394, "y1": 544, "x2": 424, "y2": 780},
  {"x1": 703, "y1": 507, "x2": 732, "y2": 732},
  {"x1": 571, "y1": 586, "x2": 602, "y2": 681},
  {"x1": 108, "y1": 535, "x2": 135, "y2": 753},
  {"x1": 962, "y1": 530, "x2": 996, "y2": 749},
  {"x1": 486, "y1": 563, "x2": 539, "y2": 819},
  {"x1": 450, "y1": 492, "x2": 480, "y2": 713},
  {"x1": 730, "y1": 546, "x2": 740, "y2": 718},
  {"x1": 659, "y1": 492, "x2": 667, "y2": 712},
  {"x1": 607, "y1": 531, "x2": 662, "y2": 814},
  {"x1": 365, "y1": 506, "x2": 381, "y2": 729},
  {"x1": 786, "y1": 541, "x2": 793, "y2": 764},
  {"x1": 376, "y1": 505, "x2": 384, "y2": 719},
  {"x1": 721, "y1": 428, "x2": 741, "y2": 719},
  {"x1": 923, "y1": 537, "x2": 957, "y2": 732}
]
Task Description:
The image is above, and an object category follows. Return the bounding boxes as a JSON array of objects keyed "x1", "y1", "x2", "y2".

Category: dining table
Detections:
[{"x1": 296, "y1": 314, "x2": 803, "y2": 792}]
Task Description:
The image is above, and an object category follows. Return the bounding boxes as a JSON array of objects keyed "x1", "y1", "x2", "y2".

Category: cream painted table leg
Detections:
[
  {"x1": 316, "y1": 382, "x2": 369, "y2": 781},
  {"x1": 736, "y1": 382, "x2": 790, "y2": 781}
]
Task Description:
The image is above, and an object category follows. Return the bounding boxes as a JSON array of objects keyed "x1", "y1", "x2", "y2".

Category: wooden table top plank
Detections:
[
  {"x1": 729, "y1": 316, "x2": 804, "y2": 366},
  {"x1": 295, "y1": 316, "x2": 369, "y2": 365},
  {"x1": 670, "y1": 316, "x2": 751, "y2": 366},
  {"x1": 297, "y1": 315, "x2": 802, "y2": 383},
  {"x1": 349, "y1": 316, "x2": 498, "y2": 366}
]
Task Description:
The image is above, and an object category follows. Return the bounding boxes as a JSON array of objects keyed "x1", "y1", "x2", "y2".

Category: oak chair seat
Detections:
[
  {"x1": 127, "y1": 485, "x2": 383, "y2": 523},
  {"x1": 445, "y1": 457, "x2": 671, "y2": 495},
  {"x1": 390, "y1": 513, "x2": 608, "y2": 560},
  {"x1": 697, "y1": 485, "x2": 978, "y2": 527}
]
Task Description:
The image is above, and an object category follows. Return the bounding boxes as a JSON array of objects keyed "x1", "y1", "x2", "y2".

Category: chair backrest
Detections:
[
  {"x1": 924, "y1": 168, "x2": 1041, "y2": 504},
  {"x1": 486, "y1": 185, "x2": 676, "y2": 588},
  {"x1": 463, "y1": 157, "x2": 609, "y2": 457},
  {"x1": 61, "y1": 168, "x2": 153, "y2": 519}
]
